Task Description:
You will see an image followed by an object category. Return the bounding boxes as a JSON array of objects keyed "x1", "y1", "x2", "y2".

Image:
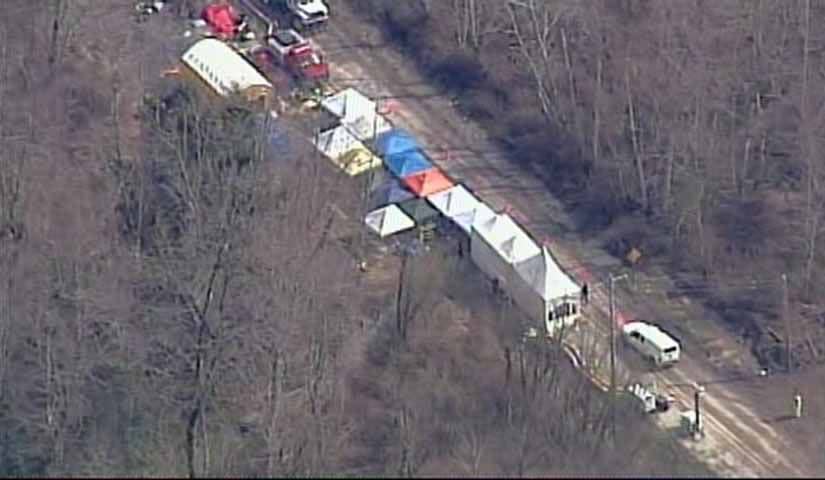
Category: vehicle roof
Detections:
[
  {"x1": 181, "y1": 39, "x2": 272, "y2": 97},
  {"x1": 622, "y1": 321, "x2": 679, "y2": 350},
  {"x1": 272, "y1": 29, "x2": 304, "y2": 47}
]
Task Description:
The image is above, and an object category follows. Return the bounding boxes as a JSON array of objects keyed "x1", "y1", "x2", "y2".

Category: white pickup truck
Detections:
[{"x1": 258, "y1": 0, "x2": 329, "y2": 32}]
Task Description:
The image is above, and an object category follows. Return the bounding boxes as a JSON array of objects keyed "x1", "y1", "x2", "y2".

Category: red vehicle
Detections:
[
  {"x1": 201, "y1": 2, "x2": 248, "y2": 40},
  {"x1": 247, "y1": 46, "x2": 294, "y2": 91},
  {"x1": 264, "y1": 28, "x2": 329, "y2": 85}
]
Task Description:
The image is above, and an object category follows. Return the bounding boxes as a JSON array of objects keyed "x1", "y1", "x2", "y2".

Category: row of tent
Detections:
[
  {"x1": 313, "y1": 88, "x2": 389, "y2": 176},
  {"x1": 313, "y1": 87, "x2": 583, "y2": 338}
]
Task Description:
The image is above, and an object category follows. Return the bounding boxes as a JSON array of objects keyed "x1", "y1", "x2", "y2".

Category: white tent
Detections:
[
  {"x1": 315, "y1": 125, "x2": 364, "y2": 160},
  {"x1": 428, "y1": 185, "x2": 478, "y2": 214},
  {"x1": 321, "y1": 87, "x2": 392, "y2": 142},
  {"x1": 365, "y1": 204, "x2": 415, "y2": 238},
  {"x1": 322, "y1": 88, "x2": 375, "y2": 122},
  {"x1": 511, "y1": 246, "x2": 582, "y2": 337},
  {"x1": 464, "y1": 201, "x2": 496, "y2": 232},
  {"x1": 345, "y1": 114, "x2": 393, "y2": 143},
  {"x1": 470, "y1": 213, "x2": 540, "y2": 287},
  {"x1": 315, "y1": 126, "x2": 382, "y2": 175},
  {"x1": 474, "y1": 214, "x2": 540, "y2": 263}
]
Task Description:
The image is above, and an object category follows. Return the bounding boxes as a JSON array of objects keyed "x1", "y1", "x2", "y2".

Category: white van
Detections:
[{"x1": 622, "y1": 321, "x2": 681, "y2": 367}]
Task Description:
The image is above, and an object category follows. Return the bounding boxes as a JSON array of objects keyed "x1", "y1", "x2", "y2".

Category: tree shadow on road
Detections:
[
  {"x1": 323, "y1": 42, "x2": 392, "y2": 54},
  {"x1": 764, "y1": 414, "x2": 796, "y2": 424}
]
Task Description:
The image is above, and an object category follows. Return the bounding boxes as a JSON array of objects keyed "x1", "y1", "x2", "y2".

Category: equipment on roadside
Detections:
[
  {"x1": 626, "y1": 383, "x2": 673, "y2": 414},
  {"x1": 680, "y1": 409, "x2": 704, "y2": 440},
  {"x1": 135, "y1": 1, "x2": 166, "y2": 22},
  {"x1": 201, "y1": 3, "x2": 255, "y2": 41},
  {"x1": 793, "y1": 391, "x2": 803, "y2": 419}
]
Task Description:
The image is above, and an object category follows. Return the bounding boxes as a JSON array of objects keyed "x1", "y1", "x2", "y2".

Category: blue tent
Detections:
[
  {"x1": 375, "y1": 128, "x2": 422, "y2": 158},
  {"x1": 385, "y1": 150, "x2": 433, "y2": 178},
  {"x1": 368, "y1": 178, "x2": 415, "y2": 210}
]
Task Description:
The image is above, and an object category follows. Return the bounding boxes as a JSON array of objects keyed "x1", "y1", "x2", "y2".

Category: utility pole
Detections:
[
  {"x1": 693, "y1": 384, "x2": 705, "y2": 440},
  {"x1": 670, "y1": 369, "x2": 767, "y2": 440},
  {"x1": 782, "y1": 273, "x2": 791, "y2": 373},
  {"x1": 608, "y1": 273, "x2": 627, "y2": 440},
  {"x1": 609, "y1": 274, "x2": 616, "y2": 439},
  {"x1": 395, "y1": 248, "x2": 410, "y2": 341}
]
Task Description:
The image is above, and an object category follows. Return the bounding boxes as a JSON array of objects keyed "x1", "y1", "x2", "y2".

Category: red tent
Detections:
[
  {"x1": 201, "y1": 3, "x2": 240, "y2": 40},
  {"x1": 401, "y1": 168, "x2": 454, "y2": 197}
]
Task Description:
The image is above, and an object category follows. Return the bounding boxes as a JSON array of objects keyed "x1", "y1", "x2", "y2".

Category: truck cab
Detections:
[{"x1": 265, "y1": 28, "x2": 329, "y2": 85}]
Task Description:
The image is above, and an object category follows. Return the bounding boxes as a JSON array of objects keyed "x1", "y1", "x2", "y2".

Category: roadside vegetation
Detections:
[
  {"x1": 347, "y1": 0, "x2": 825, "y2": 372},
  {"x1": 0, "y1": 0, "x2": 714, "y2": 477}
]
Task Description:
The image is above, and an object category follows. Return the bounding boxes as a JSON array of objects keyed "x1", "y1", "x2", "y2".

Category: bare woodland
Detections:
[
  {"x1": 0, "y1": 0, "x2": 718, "y2": 477},
  {"x1": 352, "y1": 0, "x2": 825, "y2": 369}
]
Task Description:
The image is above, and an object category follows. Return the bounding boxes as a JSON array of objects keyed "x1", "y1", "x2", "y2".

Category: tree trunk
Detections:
[
  {"x1": 592, "y1": 55, "x2": 603, "y2": 172},
  {"x1": 561, "y1": 27, "x2": 578, "y2": 130},
  {"x1": 800, "y1": 0, "x2": 817, "y2": 295},
  {"x1": 625, "y1": 66, "x2": 648, "y2": 212}
]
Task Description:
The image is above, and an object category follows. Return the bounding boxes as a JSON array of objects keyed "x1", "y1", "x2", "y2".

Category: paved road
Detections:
[{"x1": 298, "y1": 4, "x2": 818, "y2": 477}]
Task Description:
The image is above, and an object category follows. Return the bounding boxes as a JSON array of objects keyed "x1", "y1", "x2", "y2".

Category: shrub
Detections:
[{"x1": 429, "y1": 52, "x2": 487, "y2": 93}]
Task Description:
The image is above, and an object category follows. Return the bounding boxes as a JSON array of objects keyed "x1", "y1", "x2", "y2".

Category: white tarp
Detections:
[
  {"x1": 365, "y1": 204, "x2": 415, "y2": 238},
  {"x1": 321, "y1": 87, "x2": 392, "y2": 142},
  {"x1": 315, "y1": 125, "x2": 364, "y2": 160}
]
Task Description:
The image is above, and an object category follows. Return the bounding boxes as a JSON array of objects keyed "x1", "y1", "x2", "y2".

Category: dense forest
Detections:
[
  {"x1": 350, "y1": 0, "x2": 825, "y2": 368},
  {"x1": 0, "y1": 0, "x2": 719, "y2": 476}
]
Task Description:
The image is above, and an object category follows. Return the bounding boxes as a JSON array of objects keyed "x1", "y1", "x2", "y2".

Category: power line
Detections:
[{"x1": 583, "y1": 277, "x2": 780, "y2": 293}]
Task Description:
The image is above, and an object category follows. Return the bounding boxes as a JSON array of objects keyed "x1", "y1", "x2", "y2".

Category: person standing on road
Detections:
[
  {"x1": 793, "y1": 390, "x2": 803, "y2": 419},
  {"x1": 581, "y1": 283, "x2": 589, "y2": 306}
]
